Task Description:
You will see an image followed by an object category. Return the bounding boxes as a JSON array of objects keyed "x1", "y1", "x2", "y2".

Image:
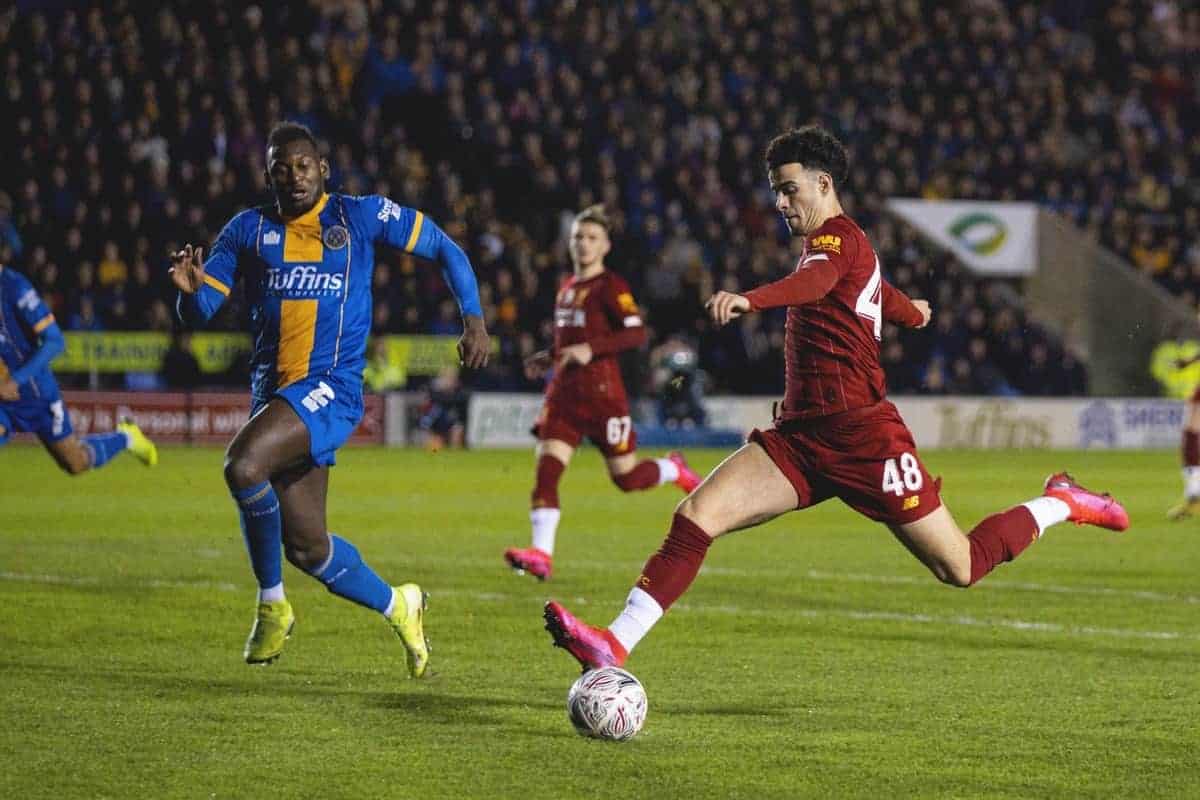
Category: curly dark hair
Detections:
[
  {"x1": 266, "y1": 121, "x2": 320, "y2": 154},
  {"x1": 764, "y1": 126, "x2": 849, "y2": 188}
]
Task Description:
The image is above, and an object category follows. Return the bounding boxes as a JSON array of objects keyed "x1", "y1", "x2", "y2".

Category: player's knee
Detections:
[
  {"x1": 674, "y1": 495, "x2": 719, "y2": 540},
  {"x1": 223, "y1": 452, "x2": 266, "y2": 490},
  {"x1": 932, "y1": 560, "x2": 972, "y2": 588},
  {"x1": 60, "y1": 455, "x2": 90, "y2": 476},
  {"x1": 285, "y1": 541, "x2": 328, "y2": 573}
]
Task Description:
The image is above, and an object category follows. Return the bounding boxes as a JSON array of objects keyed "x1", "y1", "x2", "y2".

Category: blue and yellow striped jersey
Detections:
[{"x1": 182, "y1": 193, "x2": 473, "y2": 405}]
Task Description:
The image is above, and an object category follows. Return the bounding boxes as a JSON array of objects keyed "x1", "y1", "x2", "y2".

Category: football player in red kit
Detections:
[
  {"x1": 504, "y1": 205, "x2": 700, "y2": 581},
  {"x1": 544, "y1": 127, "x2": 1129, "y2": 669}
]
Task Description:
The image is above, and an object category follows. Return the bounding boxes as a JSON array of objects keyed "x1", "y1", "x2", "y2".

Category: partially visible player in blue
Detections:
[
  {"x1": 0, "y1": 264, "x2": 157, "y2": 472},
  {"x1": 169, "y1": 122, "x2": 489, "y2": 675}
]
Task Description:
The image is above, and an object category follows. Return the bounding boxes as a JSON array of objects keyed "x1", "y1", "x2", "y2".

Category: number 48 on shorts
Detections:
[{"x1": 881, "y1": 452, "x2": 923, "y2": 496}]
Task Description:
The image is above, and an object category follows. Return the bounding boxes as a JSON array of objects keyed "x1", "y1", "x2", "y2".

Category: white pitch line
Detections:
[
  {"x1": 0, "y1": 571, "x2": 238, "y2": 592},
  {"x1": 3, "y1": 572, "x2": 1196, "y2": 642},
  {"x1": 424, "y1": 556, "x2": 1200, "y2": 605}
]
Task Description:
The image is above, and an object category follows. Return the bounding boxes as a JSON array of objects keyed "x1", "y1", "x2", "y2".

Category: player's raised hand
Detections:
[
  {"x1": 705, "y1": 291, "x2": 751, "y2": 327},
  {"x1": 558, "y1": 343, "x2": 593, "y2": 368},
  {"x1": 912, "y1": 299, "x2": 932, "y2": 329},
  {"x1": 524, "y1": 349, "x2": 553, "y2": 380},
  {"x1": 168, "y1": 244, "x2": 206, "y2": 294},
  {"x1": 458, "y1": 314, "x2": 491, "y2": 369}
]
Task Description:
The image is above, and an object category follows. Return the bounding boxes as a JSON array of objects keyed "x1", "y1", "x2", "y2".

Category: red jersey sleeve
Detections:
[
  {"x1": 590, "y1": 274, "x2": 647, "y2": 356},
  {"x1": 744, "y1": 220, "x2": 857, "y2": 311},
  {"x1": 881, "y1": 281, "x2": 924, "y2": 328}
]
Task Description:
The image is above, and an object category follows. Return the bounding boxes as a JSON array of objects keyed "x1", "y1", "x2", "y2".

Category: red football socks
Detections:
[
  {"x1": 1184, "y1": 431, "x2": 1200, "y2": 467},
  {"x1": 967, "y1": 506, "x2": 1039, "y2": 585},
  {"x1": 636, "y1": 513, "x2": 713, "y2": 610},
  {"x1": 612, "y1": 460, "x2": 661, "y2": 492},
  {"x1": 531, "y1": 454, "x2": 566, "y2": 509}
]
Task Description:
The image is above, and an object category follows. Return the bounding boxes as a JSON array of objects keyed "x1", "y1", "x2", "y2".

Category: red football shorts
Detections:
[
  {"x1": 749, "y1": 400, "x2": 942, "y2": 526},
  {"x1": 532, "y1": 396, "x2": 638, "y2": 458}
]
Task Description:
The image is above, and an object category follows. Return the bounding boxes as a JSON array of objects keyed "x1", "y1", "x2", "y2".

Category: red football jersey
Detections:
[
  {"x1": 747, "y1": 214, "x2": 893, "y2": 420},
  {"x1": 545, "y1": 269, "x2": 646, "y2": 406}
]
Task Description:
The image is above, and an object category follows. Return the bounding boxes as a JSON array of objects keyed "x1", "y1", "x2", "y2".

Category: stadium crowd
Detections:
[{"x1": 5, "y1": 0, "x2": 1192, "y2": 398}]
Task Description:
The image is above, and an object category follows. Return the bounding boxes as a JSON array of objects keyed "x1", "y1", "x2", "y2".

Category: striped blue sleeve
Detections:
[
  {"x1": 364, "y1": 196, "x2": 483, "y2": 318},
  {"x1": 10, "y1": 319, "x2": 64, "y2": 385},
  {"x1": 176, "y1": 213, "x2": 247, "y2": 327}
]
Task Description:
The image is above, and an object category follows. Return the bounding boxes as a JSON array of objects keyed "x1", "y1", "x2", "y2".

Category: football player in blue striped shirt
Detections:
[
  {"x1": 170, "y1": 122, "x2": 489, "y2": 675},
  {"x1": 1, "y1": 264, "x2": 156, "y2": 472}
]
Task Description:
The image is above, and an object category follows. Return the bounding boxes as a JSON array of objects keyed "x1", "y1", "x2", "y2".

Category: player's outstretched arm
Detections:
[
  {"x1": 369, "y1": 197, "x2": 490, "y2": 367},
  {"x1": 172, "y1": 238, "x2": 239, "y2": 329},
  {"x1": 4, "y1": 276, "x2": 64, "y2": 399},
  {"x1": 881, "y1": 281, "x2": 930, "y2": 329},
  {"x1": 705, "y1": 291, "x2": 752, "y2": 327},
  {"x1": 6, "y1": 322, "x2": 65, "y2": 397}
]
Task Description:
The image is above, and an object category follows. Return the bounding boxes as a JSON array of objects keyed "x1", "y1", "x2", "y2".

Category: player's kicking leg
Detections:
[
  {"x1": 607, "y1": 450, "x2": 702, "y2": 495},
  {"x1": 1168, "y1": 399, "x2": 1200, "y2": 520},
  {"x1": 544, "y1": 442, "x2": 797, "y2": 670},
  {"x1": 890, "y1": 472, "x2": 1129, "y2": 588},
  {"x1": 505, "y1": 438, "x2": 576, "y2": 580}
]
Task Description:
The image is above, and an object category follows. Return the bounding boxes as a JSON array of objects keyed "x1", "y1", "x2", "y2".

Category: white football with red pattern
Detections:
[{"x1": 566, "y1": 666, "x2": 648, "y2": 741}]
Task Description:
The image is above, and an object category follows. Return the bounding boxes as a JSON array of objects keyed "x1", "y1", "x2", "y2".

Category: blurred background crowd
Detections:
[{"x1": 3, "y1": 0, "x2": 1197, "y2": 398}]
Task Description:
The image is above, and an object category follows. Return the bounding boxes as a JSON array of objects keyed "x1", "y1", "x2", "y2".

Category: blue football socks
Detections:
[
  {"x1": 231, "y1": 480, "x2": 283, "y2": 591},
  {"x1": 309, "y1": 533, "x2": 393, "y2": 614},
  {"x1": 82, "y1": 431, "x2": 129, "y2": 469}
]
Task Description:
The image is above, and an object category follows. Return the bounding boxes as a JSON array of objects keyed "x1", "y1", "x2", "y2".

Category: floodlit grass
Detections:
[{"x1": 1, "y1": 445, "x2": 1197, "y2": 799}]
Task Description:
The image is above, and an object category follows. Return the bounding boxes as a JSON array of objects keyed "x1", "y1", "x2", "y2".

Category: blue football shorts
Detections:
[
  {"x1": 264, "y1": 372, "x2": 364, "y2": 467},
  {"x1": 0, "y1": 393, "x2": 74, "y2": 446}
]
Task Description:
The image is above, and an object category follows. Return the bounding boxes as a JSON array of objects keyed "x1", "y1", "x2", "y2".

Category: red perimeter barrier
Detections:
[{"x1": 49, "y1": 391, "x2": 385, "y2": 445}]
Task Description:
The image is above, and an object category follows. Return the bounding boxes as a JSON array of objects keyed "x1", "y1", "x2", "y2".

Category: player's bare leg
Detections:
[
  {"x1": 505, "y1": 438, "x2": 575, "y2": 580},
  {"x1": 606, "y1": 450, "x2": 701, "y2": 495},
  {"x1": 43, "y1": 435, "x2": 92, "y2": 475},
  {"x1": 1168, "y1": 400, "x2": 1200, "y2": 519},
  {"x1": 42, "y1": 420, "x2": 157, "y2": 475},
  {"x1": 545, "y1": 442, "x2": 797, "y2": 669},
  {"x1": 892, "y1": 473, "x2": 1129, "y2": 587}
]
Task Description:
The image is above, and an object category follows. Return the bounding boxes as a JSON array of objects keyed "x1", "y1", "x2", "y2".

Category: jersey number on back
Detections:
[{"x1": 854, "y1": 257, "x2": 883, "y2": 340}]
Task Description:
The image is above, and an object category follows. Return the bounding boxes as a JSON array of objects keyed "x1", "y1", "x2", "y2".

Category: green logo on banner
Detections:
[{"x1": 948, "y1": 213, "x2": 1007, "y2": 255}]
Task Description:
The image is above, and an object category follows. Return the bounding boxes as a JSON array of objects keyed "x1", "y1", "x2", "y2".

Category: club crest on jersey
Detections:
[
  {"x1": 262, "y1": 230, "x2": 281, "y2": 246},
  {"x1": 810, "y1": 234, "x2": 842, "y2": 253},
  {"x1": 323, "y1": 225, "x2": 349, "y2": 250},
  {"x1": 616, "y1": 292, "x2": 638, "y2": 313}
]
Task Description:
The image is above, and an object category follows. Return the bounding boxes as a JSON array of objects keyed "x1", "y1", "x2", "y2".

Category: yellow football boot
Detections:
[
  {"x1": 117, "y1": 418, "x2": 158, "y2": 467},
  {"x1": 244, "y1": 599, "x2": 295, "y2": 664},
  {"x1": 1166, "y1": 496, "x2": 1200, "y2": 521},
  {"x1": 387, "y1": 583, "x2": 430, "y2": 678}
]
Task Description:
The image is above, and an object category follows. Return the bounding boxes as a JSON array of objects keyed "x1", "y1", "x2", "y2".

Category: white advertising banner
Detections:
[
  {"x1": 467, "y1": 393, "x2": 1182, "y2": 450},
  {"x1": 885, "y1": 199, "x2": 1038, "y2": 276},
  {"x1": 467, "y1": 393, "x2": 544, "y2": 448}
]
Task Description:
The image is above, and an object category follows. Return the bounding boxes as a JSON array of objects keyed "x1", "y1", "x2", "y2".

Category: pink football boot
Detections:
[
  {"x1": 667, "y1": 451, "x2": 701, "y2": 493},
  {"x1": 504, "y1": 547, "x2": 553, "y2": 580},
  {"x1": 543, "y1": 600, "x2": 627, "y2": 671},
  {"x1": 1043, "y1": 472, "x2": 1130, "y2": 531}
]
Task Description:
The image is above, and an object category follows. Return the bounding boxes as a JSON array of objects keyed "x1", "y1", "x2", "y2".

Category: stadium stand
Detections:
[{"x1": 4, "y1": 1, "x2": 1192, "y2": 397}]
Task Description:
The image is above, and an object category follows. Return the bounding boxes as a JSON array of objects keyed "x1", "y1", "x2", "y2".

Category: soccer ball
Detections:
[{"x1": 566, "y1": 666, "x2": 648, "y2": 741}]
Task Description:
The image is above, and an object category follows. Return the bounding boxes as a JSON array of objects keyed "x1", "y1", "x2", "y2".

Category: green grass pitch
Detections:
[{"x1": 1, "y1": 445, "x2": 1197, "y2": 799}]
